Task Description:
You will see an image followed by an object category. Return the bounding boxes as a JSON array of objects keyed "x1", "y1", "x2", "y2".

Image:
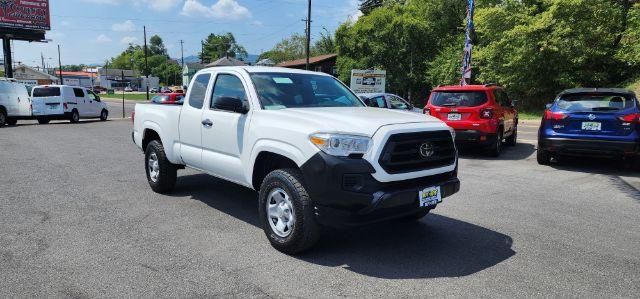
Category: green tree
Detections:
[
  {"x1": 149, "y1": 35, "x2": 168, "y2": 57},
  {"x1": 258, "y1": 33, "x2": 307, "y2": 64},
  {"x1": 313, "y1": 28, "x2": 337, "y2": 56},
  {"x1": 199, "y1": 33, "x2": 247, "y2": 64}
]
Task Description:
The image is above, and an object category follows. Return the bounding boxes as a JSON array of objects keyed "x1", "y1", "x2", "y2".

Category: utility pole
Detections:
[
  {"x1": 41, "y1": 53, "x2": 45, "y2": 73},
  {"x1": 121, "y1": 69, "x2": 125, "y2": 119},
  {"x1": 57, "y1": 44, "x2": 63, "y2": 84},
  {"x1": 305, "y1": 0, "x2": 312, "y2": 70},
  {"x1": 180, "y1": 39, "x2": 185, "y2": 68},
  {"x1": 201, "y1": 40, "x2": 205, "y2": 64},
  {"x1": 460, "y1": 0, "x2": 475, "y2": 86},
  {"x1": 143, "y1": 25, "x2": 149, "y2": 101}
]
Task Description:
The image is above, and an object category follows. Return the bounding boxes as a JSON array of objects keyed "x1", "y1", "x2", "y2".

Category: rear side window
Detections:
[
  {"x1": 32, "y1": 87, "x2": 61, "y2": 97},
  {"x1": 557, "y1": 94, "x2": 636, "y2": 112},
  {"x1": 189, "y1": 73, "x2": 211, "y2": 109},
  {"x1": 430, "y1": 91, "x2": 488, "y2": 107},
  {"x1": 493, "y1": 90, "x2": 511, "y2": 107},
  {"x1": 73, "y1": 88, "x2": 85, "y2": 97}
]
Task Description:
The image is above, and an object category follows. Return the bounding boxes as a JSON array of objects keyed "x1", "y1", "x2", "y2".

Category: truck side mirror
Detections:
[{"x1": 214, "y1": 96, "x2": 248, "y2": 114}]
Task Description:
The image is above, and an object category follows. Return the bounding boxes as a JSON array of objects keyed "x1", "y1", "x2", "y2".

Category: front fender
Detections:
[{"x1": 245, "y1": 139, "x2": 311, "y2": 188}]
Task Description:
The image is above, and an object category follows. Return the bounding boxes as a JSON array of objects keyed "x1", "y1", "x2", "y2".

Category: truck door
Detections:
[
  {"x1": 200, "y1": 72, "x2": 251, "y2": 184},
  {"x1": 178, "y1": 73, "x2": 212, "y2": 168}
]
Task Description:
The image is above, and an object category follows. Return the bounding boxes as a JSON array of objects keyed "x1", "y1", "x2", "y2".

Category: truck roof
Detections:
[{"x1": 199, "y1": 66, "x2": 333, "y2": 76}]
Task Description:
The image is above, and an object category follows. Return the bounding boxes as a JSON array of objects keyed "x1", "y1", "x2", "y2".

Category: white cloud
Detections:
[
  {"x1": 181, "y1": 0, "x2": 252, "y2": 20},
  {"x1": 96, "y1": 34, "x2": 112, "y2": 44},
  {"x1": 112, "y1": 20, "x2": 136, "y2": 32},
  {"x1": 120, "y1": 36, "x2": 139, "y2": 44},
  {"x1": 137, "y1": 0, "x2": 183, "y2": 11},
  {"x1": 251, "y1": 20, "x2": 263, "y2": 26}
]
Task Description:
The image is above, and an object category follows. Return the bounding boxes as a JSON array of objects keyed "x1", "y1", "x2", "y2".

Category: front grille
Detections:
[{"x1": 378, "y1": 130, "x2": 456, "y2": 174}]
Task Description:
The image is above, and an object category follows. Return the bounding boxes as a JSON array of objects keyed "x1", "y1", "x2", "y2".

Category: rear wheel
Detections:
[
  {"x1": 100, "y1": 109, "x2": 108, "y2": 121},
  {"x1": 145, "y1": 140, "x2": 177, "y2": 194},
  {"x1": 0, "y1": 108, "x2": 6, "y2": 127},
  {"x1": 537, "y1": 143, "x2": 551, "y2": 165},
  {"x1": 6, "y1": 118, "x2": 17, "y2": 126},
  {"x1": 259, "y1": 168, "x2": 320, "y2": 254},
  {"x1": 487, "y1": 130, "x2": 503, "y2": 157},
  {"x1": 37, "y1": 118, "x2": 50, "y2": 124},
  {"x1": 506, "y1": 126, "x2": 517, "y2": 146},
  {"x1": 70, "y1": 109, "x2": 80, "y2": 123}
]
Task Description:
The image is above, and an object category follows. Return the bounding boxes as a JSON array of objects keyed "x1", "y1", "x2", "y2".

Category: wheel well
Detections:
[
  {"x1": 252, "y1": 152, "x2": 299, "y2": 190},
  {"x1": 142, "y1": 129, "x2": 161, "y2": 151}
]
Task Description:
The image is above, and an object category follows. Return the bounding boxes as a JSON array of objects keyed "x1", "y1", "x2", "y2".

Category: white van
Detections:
[
  {"x1": 0, "y1": 79, "x2": 32, "y2": 126},
  {"x1": 31, "y1": 85, "x2": 109, "y2": 124}
]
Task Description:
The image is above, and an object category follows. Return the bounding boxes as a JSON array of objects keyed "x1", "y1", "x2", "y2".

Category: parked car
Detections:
[
  {"x1": 91, "y1": 86, "x2": 107, "y2": 94},
  {"x1": 31, "y1": 85, "x2": 109, "y2": 124},
  {"x1": 358, "y1": 93, "x2": 423, "y2": 113},
  {"x1": 0, "y1": 78, "x2": 32, "y2": 126},
  {"x1": 124, "y1": 86, "x2": 134, "y2": 92},
  {"x1": 151, "y1": 93, "x2": 185, "y2": 104},
  {"x1": 160, "y1": 87, "x2": 172, "y2": 94},
  {"x1": 537, "y1": 88, "x2": 639, "y2": 167},
  {"x1": 133, "y1": 67, "x2": 460, "y2": 254},
  {"x1": 150, "y1": 87, "x2": 159, "y2": 93},
  {"x1": 424, "y1": 84, "x2": 518, "y2": 156}
]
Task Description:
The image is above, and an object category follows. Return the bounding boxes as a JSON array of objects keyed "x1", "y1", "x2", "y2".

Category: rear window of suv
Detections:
[
  {"x1": 557, "y1": 93, "x2": 637, "y2": 112},
  {"x1": 32, "y1": 87, "x2": 61, "y2": 97},
  {"x1": 430, "y1": 91, "x2": 488, "y2": 107}
]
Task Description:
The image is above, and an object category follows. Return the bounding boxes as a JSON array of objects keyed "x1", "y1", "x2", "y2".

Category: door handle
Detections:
[{"x1": 201, "y1": 119, "x2": 213, "y2": 127}]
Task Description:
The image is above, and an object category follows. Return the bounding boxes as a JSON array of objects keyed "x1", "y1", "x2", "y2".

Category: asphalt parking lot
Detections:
[{"x1": 1, "y1": 104, "x2": 639, "y2": 297}]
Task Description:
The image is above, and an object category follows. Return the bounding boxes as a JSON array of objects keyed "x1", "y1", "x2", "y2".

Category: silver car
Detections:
[{"x1": 358, "y1": 93, "x2": 423, "y2": 113}]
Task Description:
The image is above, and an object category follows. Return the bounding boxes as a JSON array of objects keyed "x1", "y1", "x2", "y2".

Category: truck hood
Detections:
[{"x1": 263, "y1": 107, "x2": 446, "y2": 137}]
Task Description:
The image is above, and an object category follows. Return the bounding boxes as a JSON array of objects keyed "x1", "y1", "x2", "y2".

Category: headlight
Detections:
[{"x1": 309, "y1": 133, "x2": 372, "y2": 157}]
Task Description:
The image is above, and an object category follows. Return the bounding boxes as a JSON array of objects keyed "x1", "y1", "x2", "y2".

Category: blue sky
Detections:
[{"x1": 10, "y1": 0, "x2": 362, "y2": 66}]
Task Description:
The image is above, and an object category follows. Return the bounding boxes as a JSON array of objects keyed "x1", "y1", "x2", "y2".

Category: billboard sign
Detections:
[
  {"x1": 350, "y1": 69, "x2": 386, "y2": 94},
  {"x1": 0, "y1": 0, "x2": 50, "y2": 31}
]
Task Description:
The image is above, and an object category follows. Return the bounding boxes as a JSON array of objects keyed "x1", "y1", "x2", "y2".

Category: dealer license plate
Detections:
[
  {"x1": 581, "y1": 122, "x2": 601, "y2": 131},
  {"x1": 419, "y1": 186, "x2": 442, "y2": 207},
  {"x1": 447, "y1": 113, "x2": 461, "y2": 121}
]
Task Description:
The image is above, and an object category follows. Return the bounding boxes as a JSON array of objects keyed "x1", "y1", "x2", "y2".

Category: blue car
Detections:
[{"x1": 537, "y1": 88, "x2": 639, "y2": 167}]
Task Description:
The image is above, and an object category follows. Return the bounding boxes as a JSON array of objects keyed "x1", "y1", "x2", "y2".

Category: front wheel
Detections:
[
  {"x1": 258, "y1": 168, "x2": 320, "y2": 254},
  {"x1": 145, "y1": 140, "x2": 177, "y2": 194},
  {"x1": 100, "y1": 109, "x2": 108, "y2": 121}
]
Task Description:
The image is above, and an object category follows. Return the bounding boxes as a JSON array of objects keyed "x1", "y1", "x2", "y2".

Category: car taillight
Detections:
[
  {"x1": 63, "y1": 103, "x2": 68, "y2": 110},
  {"x1": 480, "y1": 108, "x2": 493, "y2": 119},
  {"x1": 544, "y1": 110, "x2": 567, "y2": 120},
  {"x1": 618, "y1": 113, "x2": 639, "y2": 123}
]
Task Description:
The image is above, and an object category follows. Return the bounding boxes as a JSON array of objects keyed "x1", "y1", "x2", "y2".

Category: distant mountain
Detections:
[{"x1": 177, "y1": 54, "x2": 260, "y2": 65}]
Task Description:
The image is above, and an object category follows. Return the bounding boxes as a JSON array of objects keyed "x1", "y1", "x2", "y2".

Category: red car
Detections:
[
  {"x1": 151, "y1": 93, "x2": 185, "y2": 104},
  {"x1": 423, "y1": 84, "x2": 518, "y2": 156}
]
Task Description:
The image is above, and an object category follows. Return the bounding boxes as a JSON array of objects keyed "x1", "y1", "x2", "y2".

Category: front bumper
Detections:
[
  {"x1": 540, "y1": 137, "x2": 639, "y2": 157},
  {"x1": 300, "y1": 152, "x2": 460, "y2": 227}
]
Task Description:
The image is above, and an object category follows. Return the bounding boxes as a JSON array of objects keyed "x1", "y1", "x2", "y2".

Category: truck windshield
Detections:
[
  {"x1": 557, "y1": 94, "x2": 637, "y2": 112},
  {"x1": 430, "y1": 91, "x2": 488, "y2": 107},
  {"x1": 32, "y1": 87, "x2": 61, "y2": 97},
  {"x1": 249, "y1": 73, "x2": 364, "y2": 109}
]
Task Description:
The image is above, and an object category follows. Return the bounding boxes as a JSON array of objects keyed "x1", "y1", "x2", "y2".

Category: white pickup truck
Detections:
[{"x1": 133, "y1": 66, "x2": 460, "y2": 254}]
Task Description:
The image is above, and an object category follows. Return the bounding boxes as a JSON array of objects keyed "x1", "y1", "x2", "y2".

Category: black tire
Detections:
[
  {"x1": 0, "y1": 108, "x2": 6, "y2": 127},
  {"x1": 144, "y1": 140, "x2": 177, "y2": 194},
  {"x1": 70, "y1": 109, "x2": 80, "y2": 123},
  {"x1": 399, "y1": 208, "x2": 432, "y2": 221},
  {"x1": 537, "y1": 144, "x2": 551, "y2": 165},
  {"x1": 487, "y1": 129, "x2": 503, "y2": 157},
  {"x1": 100, "y1": 109, "x2": 108, "y2": 121},
  {"x1": 37, "y1": 118, "x2": 50, "y2": 124},
  {"x1": 6, "y1": 118, "x2": 17, "y2": 126},
  {"x1": 258, "y1": 168, "x2": 321, "y2": 254},
  {"x1": 506, "y1": 126, "x2": 517, "y2": 146}
]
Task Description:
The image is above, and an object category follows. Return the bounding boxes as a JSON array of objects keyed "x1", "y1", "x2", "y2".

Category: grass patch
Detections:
[
  {"x1": 519, "y1": 111, "x2": 542, "y2": 120},
  {"x1": 101, "y1": 93, "x2": 151, "y2": 101}
]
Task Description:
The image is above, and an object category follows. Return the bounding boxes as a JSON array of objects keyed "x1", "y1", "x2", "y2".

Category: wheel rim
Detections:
[
  {"x1": 102, "y1": 111, "x2": 107, "y2": 119},
  {"x1": 73, "y1": 112, "x2": 79, "y2": 122},
  {"x1": 266, "y1": 188, "x2": 295, "y2": 238},
  {"x1": 148, "y1": 152, "x2": 160, "y2": 183},
  {"x1": 0, "y1": 112, "x2": 5, "y2": 124}
]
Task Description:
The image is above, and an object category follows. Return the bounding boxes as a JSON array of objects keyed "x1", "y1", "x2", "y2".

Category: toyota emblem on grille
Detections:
[
  {"x1": 419, "y1": 143, "x2": 434, "y2": 158},
  {"x1": 588, "y1": 114, "x2": 596, "y2": 120}
]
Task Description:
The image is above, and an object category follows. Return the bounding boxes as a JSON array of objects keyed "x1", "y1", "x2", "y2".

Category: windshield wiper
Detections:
[{"x1": 591, "y1": 107, "x2": 620, "y2": 111}]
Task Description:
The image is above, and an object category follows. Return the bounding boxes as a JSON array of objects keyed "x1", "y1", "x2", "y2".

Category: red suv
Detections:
[{"x1": 423, "y1": 84, "x2": 518, "y2": 156}]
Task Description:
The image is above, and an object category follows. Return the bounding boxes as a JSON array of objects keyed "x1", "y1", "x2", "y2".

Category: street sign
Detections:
[{"x1": 350, "y1": 69, "x2": 386, "y2": 94}]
